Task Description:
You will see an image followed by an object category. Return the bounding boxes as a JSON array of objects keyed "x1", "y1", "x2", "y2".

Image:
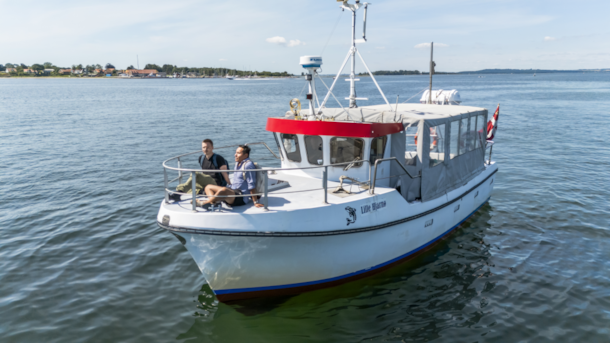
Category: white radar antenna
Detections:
[{"x1": 319, "y1": 0, "x2": 391, "y2": 110}]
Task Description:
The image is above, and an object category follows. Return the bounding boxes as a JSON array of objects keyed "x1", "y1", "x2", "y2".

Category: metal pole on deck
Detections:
[
  {"x1": 323, "y1": 166, "x2": 328, "y2": 204},
  {"x1": 191, "y1": 171, "x2": 197, "y2": 212},
  {"x1": 163, "y1": 168, "x2": 169, "y2": 203},
  {"x1": 177, "y1": 157, "x2": 183, "y2": 184},
  {"x1": 263, "y1": 171, "x2": 269, "y2": 211}
]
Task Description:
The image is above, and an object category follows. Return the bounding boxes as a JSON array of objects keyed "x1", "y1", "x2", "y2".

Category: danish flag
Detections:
[{"x1": 487, "y1": 104, "x2": 500, "y2": 141}]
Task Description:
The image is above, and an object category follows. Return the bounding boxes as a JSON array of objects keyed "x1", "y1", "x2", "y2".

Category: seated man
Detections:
[
  {"x1": 199, "y1": 138, "x2": 230, "y2": 187},
  {"x1": 168, "y1": 138, "x2": 230, "y2": 202},
  {"x1": 197, "y1": 145, "x2": 264, "y2": 208}
]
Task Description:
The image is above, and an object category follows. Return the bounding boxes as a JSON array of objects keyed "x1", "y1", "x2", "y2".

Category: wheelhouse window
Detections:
[
  {"x1": 330, "y1": 137, "x2": 364, "y2": 167},
  {"x1": 459, "y1": 117, "x2": 470, "y2": 155},
  {"x1": 405, "y1": 124, "x2": 418, "y2": 165},
  {"x1": 369, "y1": 136, "x2": 387, "y2": 166},
  {"x1": 449, "y1": 120, "x2": 459, "y2": 159},
  {"x1": 281, "y1": 133, "x2": 301, "y2": 162},
  {"x1": 429, "y1": 124, "x2": 445, "y2": 168},
  {"x1": 475, "y1": 114, "x2": 486, "y2": 149},
  {"x1": 304, "y1": 135, "x2": 324, "y2": 165},
  {"x1": 466, "y1": 116, "x2": 476, "y2": 152}
]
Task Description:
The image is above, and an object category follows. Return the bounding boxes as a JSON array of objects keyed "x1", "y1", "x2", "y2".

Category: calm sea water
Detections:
[{"x1": 1, "y1": 74, "x2": 609, "y2": 342}]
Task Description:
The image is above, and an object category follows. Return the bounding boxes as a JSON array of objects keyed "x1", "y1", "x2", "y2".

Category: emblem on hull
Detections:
[{"x1": 345, "y1": 206, "x2": 357, "y2": 226}]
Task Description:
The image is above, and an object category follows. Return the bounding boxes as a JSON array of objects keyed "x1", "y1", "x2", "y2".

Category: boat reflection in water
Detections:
[{"x1": 157, "y1": 0, "x2": 499, "y2": 303}]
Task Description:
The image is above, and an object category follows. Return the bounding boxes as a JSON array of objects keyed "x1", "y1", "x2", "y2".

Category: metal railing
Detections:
[{"x1": 162, "y1": 142, "x2": 374, "y2": 212}]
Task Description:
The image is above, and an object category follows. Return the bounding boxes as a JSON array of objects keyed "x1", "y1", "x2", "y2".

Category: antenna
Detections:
[{"x1": 362, "y1": 3, "x2": 368, "y2": 41}]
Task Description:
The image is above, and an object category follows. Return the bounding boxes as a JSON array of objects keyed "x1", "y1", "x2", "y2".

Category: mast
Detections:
[
  {"x1": 348, "y1": 6, "x2": 357, "y2": 108},
  {"x1": 319, "y1": 1, "x2": 392, "y2": 112},
  {"x1": 428, "y1": 42, "x2": 434, "y2": 104}
]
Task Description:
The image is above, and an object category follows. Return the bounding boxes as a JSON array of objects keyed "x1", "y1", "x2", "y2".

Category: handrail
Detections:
[
  {"x1": 163, "y1": 156, "x2": 372, "y2": 210},
  {"x1": 370, "y1": 157, "x2": 420, "y2": 195},
  {"x1": 163, "y1": 159, "x2": 371, "y2": 173}
]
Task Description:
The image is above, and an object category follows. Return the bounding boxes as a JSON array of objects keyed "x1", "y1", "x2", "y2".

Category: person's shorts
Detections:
[{"x1": 231, "y1": 189, "x2": 246, "y2": 207}]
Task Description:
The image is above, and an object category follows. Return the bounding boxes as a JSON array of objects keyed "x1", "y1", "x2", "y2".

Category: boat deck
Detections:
[{"x1": 164, "y1": 171, "x2": 394, "y2": 215}]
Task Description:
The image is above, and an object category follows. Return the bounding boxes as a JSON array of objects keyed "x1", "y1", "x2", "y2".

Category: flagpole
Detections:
[
  {"x1": 488, "y1": 145, "x2": 493, "y2": 165},
  {"x1": 487, "y1": 103, "x2": 499, "y2": 164}
]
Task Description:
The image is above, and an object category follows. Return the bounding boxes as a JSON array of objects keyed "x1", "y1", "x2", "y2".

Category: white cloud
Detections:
[
  {"x1": 544, "y1": 36, "x2": 556, "y2": 41},
  {"x1": 266, "y1": 36, "x2": 287, "y2": 45},
  {"x1": 415, "y1": 42, "x2": 449, "y2": 49},
  {"x1": 219, "y1": 58, "x2": 228, "y2": 61},
  {"x1": 266, "y1": 36, "x2": 304, "y2": 47},
  {"x1": 375, "y1": 46, "x2": 385, "y2": 50},
  {"x1": 287, "y1": 39, "x2": 304, "y2": 47}
]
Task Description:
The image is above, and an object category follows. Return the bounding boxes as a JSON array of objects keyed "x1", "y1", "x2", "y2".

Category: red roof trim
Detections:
[{"x1": 265, "y1": 118, "x2": 403, "y2": 138}]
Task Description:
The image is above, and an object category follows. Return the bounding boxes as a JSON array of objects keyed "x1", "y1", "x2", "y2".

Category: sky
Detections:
[{"x1": 1, "y1": 0, "x2": 609, "y2": 73}]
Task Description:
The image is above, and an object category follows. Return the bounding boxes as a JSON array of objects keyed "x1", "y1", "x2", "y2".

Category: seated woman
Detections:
[{"x1": 197, "y1": 145, "x2": 264, "y2": 208}]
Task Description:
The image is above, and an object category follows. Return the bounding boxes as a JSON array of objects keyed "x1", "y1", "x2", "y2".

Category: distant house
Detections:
[
  {"x1": 59, "y1": 69, "x2": 72, "y2": 75},
  {"x1": 73, "y1": 69, "x2": 83, "y2": 74},
  {"x1": 104, "y1": 68, "x2": 115, "y2": 74},
  {"x1": 44, "y1": 69, "x2": 54, "y2": 75},
  {"x1": 186, "y1": 72, "x2": 199, "y2": 78},
  {"x1": 23, "y1": 69, "x2": 35, "y2": 74},
  {"x1": 94, "y1": 68, "x2": 103, "y2": 74},
  {"x1": 124, "y1": 69, "x2": 160, "y2": 77},
  {"x1": 5, "y1": 68, "x2": 16, "y2": 73}
]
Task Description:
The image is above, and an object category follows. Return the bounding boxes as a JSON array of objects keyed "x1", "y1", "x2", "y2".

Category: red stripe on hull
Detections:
[{"x1": 215, "y1": 210, "x2": 480, "y2": 303}]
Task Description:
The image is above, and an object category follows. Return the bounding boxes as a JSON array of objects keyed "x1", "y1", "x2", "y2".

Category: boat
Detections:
[
  {"x1": 157, "y1": 0, "x2": 498, "y2": 302},
  {"x1": 225, "y1": 73, "x2": 234, "y2": 80}
]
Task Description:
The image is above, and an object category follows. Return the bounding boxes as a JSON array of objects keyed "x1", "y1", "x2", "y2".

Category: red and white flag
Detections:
[{"x1": 487, "y1": 104, "x2": 500, "y2": 141}]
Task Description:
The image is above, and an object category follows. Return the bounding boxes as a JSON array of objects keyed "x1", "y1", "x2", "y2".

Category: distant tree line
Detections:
[
  {"x1": 0, "y1": 62, "x2": 119, "y2": 77},
  {"x1": 143, "y1": 64, "x2": 292, "y2": 77},
  {"x1": 1, "y1": 61, "x2": 293, "y2": 77},
  {"x1": 359, "y1": 70, "x2": 422, "y2": 76}
]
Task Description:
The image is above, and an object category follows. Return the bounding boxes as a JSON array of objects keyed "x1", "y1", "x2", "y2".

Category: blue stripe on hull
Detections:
[{"x1": 214, "y1": 197, "x2": 491, "y2": 296}]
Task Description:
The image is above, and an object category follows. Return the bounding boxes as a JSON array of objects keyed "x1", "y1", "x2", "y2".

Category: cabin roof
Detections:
[{"x1": 283, "y1": 103, "x2": 487, "y2": 124}]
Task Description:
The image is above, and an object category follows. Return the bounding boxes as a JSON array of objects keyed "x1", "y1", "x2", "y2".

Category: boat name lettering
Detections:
[
  {"x1": 361, "y1": 201, "x2": 387, "y2": 214},
  {"x1": 425, "y1": 219, "x2": 434, "y2": 227}
]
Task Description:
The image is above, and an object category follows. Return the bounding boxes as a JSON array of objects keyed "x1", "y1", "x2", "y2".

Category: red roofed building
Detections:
[{"x1": 124, "y1": 69, "x2": 159, "y2": 76}]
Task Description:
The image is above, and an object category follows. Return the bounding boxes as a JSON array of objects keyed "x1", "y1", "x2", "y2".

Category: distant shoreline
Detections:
[{"x1": 359, "y1": 68, "x2": 610, "y2": 76}]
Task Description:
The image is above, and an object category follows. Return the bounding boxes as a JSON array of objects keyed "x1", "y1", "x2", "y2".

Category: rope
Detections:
[
  {"x1": 402, "y1": 88, "x2": 428, "y2": 104},
  {"x1": 320, "y1": 11, "x2": 344, "y2": 56},
  {"x1": 315, "y1": 73, "x2": 349, "y2": 118}
]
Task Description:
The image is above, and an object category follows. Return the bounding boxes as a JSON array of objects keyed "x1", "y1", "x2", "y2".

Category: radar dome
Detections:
[{"x1": 299, "y1": 56, "x2": 323, "y2": 69}]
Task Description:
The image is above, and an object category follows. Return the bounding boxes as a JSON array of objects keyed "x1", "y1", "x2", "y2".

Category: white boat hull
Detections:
[{"x1": 160, "y1": 165, "x2": 497, "y2": 301}]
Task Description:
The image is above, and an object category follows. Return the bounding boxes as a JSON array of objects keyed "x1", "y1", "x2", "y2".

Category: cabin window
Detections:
[
  {"x1": 405, "y1": 125, "x2": 418, "y2": 165},
  {"x1": 466, "y1": 116, "x2": 476, "y2": 152},
  {"x1": 330, "y1": 137, "x2": 364, "y2": 167},
  {"x1": 429, "y1": 124, "x2": 445, "y2": 168},
  {"x1": 449, "y1": 120, "x2": 459, "y2": 159},
  {"x1": 459, "y1": 117, "x2": 470, "y2": 154},
  {"x1": 475, "y1": 114, "x2": 486, "y2": 149},
  {"x1": 304, "y1": 135, "x2": 324, "y2": 165},
  {"x1": 369, "y1": 136, "x2": 387, "y2": 166},
  {"x1": 281, "y1": 133, "x2": 301, "y2": 162},
  {"x1": 273, "y1": 133, "x2": 284, "y2": 161}
]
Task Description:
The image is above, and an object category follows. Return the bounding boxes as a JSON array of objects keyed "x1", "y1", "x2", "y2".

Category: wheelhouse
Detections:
[
  {"x1": 267, "y1": 117, "x2": 403, "y2": 187},
  {"x1": 268, "y1": 102, "x2": 489, "y2": 203}
]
